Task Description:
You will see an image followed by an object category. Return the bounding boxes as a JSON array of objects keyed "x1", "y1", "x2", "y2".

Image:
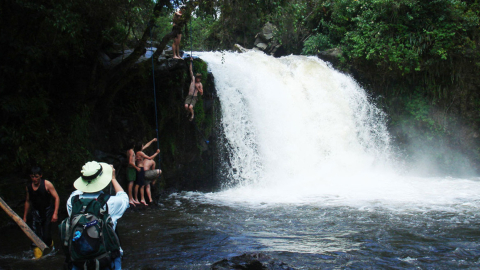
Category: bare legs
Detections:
[
  {"x1": 145, "y1": 184, "x2": 152, "y2": 203},
  {"x1": 173, "y1": 34, "x2": 182, "y2": 59},
  {"x1": 139, "y1": 186, "x2": 147, "y2": 205},
  {"x1": 128, "y1": 182, "x2": 139, "y2": 206},
  {"x1": 145, "y1": 169, "x2": 161, "y2": 203},
  {"x1": 184, "y1": 104, "x2": 194, "y2": 121},
  {"x1": 134, "y1": 184, "x2": 147, "y2": 205}
]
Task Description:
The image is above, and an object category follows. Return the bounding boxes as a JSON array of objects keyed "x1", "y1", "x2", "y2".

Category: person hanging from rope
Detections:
[
  {"x1": 172, "y1": 6, "x2": 187, "y2": 59},
  {"x1": 184, "y1": 57, "x2": 203, "y2": 121}
]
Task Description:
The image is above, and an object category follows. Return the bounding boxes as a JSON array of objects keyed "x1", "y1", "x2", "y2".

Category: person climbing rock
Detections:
[
  {"x1": 172, "y1": 6, "x2": 187, "y2": 59},
  {"x1": 184, "y1": 58, "x2": 203, "y2": 121},
  {"x1": 23, "y1": 166, "x2": 60, "y2": 259}
]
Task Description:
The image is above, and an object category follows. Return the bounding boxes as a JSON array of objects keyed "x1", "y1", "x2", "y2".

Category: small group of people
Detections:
[
  {"x1": 23, "y1": 162, "x2": 129, "y2": 269},
  {"x1": 18, "y1": 5, "x2": 204, "y2": 269},
  {"x1": 126, "y1": 138, "x2": 161, "y2": 207},
  {"x1": 22, "y1": 138, "x2": 163, "y2": 268}
]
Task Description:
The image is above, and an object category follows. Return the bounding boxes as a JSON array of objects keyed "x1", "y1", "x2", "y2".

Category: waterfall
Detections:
[{"x1": 198, "y1": 51, "x2": 480, "y2": 209}]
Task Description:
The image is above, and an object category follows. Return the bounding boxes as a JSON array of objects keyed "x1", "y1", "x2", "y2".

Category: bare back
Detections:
[
  {"x1": 144, "y1": 159, "x2": 156, "y2": 171},
  {"x1": 135, "y1": 151, "x2": 146, "y2": 167},
  {"x1": 127, "y1": 149, "x2": 136, "y2": 168}
]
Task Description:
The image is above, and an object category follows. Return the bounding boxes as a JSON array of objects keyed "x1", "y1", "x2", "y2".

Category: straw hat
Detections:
[{"x1": 74, "y1": 161, "x2": 113, "y2": 193}]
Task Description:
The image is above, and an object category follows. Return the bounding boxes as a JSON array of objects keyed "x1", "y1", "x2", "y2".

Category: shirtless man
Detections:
[
  {"x1": 184, "y1": 58, "x2": 203, "y2": 121},
  {"x1": 143, "y1": 157, "x2": 161, "y2": 204},
  {"x1": 134, "y1": 139, "x2": 160, "y2": 205},
  {"x1": 126, "y1": 140, "x2": 141, "y2": 206}
]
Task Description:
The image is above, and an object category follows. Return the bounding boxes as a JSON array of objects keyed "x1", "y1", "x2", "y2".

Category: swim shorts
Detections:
[
  {"x1": 126, "y1": 167, "x2": 136, "y2": 182},
  {"x1": 145, "y1": 169, "x2": 160, "y2": 180},
  {"x1": 135, "y1": 167, "x2": 145, "y2": 186},
  {"x1": 172, "y1": 25, "x2": 182, "y2": 36},
  {"x1": 185, "y1": 95, "x2": 198, "y2": 107}
]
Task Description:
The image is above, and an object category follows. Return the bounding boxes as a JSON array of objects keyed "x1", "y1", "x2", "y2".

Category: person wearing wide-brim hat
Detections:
[{"x1": 66, "y1": 161, "x2": 129, "y2": 270}]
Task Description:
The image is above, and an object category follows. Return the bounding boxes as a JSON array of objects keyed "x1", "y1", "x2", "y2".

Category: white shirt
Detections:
[{"x1": 66, "y1": 190, "x2": 129, "y2": 230}]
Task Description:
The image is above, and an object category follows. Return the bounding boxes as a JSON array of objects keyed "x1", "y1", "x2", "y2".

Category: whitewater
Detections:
[{"x1": 193, "y1": 51, "x2": 480, "y2": 211}]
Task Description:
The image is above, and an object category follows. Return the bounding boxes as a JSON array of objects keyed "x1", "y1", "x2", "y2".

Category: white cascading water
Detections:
[{"x1": 197, "y1": 51, "x2": 480, "y2": 210}]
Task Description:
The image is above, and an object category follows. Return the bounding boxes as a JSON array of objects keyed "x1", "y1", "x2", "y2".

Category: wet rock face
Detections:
[
  {"x1": 156, "y1": 58, "x2": 187, "y2": 73},
  {"x1": 211, "y1": 253, "x2": 296, "y2": 270}
]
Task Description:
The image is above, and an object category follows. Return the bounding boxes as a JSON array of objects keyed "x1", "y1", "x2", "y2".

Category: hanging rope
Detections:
[
  {"x1": 149, "y1": 24, "x2": 161, "y2": 169},
  {"x1": 190, "y1": 17, "x2": 193, "y2": 58},
  {"x1": 187, "y1": 20, "x2": 208, "y2": 145},
  {"x1": 187, "y1": 18, "x2": 197, "y2": 108}
]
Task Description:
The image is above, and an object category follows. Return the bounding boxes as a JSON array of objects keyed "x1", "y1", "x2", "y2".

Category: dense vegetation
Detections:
[
  {"x1": 1, "y1": 0, "x2": 479, "y2": 196},
  {"x1": 0, "y1": 0, "x2": 216, "y2": 195}
]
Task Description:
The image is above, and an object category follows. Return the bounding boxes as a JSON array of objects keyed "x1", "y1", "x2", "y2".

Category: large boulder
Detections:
[
  {"x1": 252, "y1": 23, "x2": 285, "y2": 57},
  {"x1": 211, "y1": 253, "x2": 296, "y2": 270}
]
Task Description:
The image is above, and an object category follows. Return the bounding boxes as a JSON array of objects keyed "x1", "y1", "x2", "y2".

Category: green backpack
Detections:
[{"x1": 59, "y1": 193, "x2": 121, "y2": 270}]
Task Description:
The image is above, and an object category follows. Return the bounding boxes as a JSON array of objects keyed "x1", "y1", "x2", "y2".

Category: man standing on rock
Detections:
[
  {"x1": 184, "y1": 57, "x2": 203, "y2": 121},
  {"x1": 172, "y1": 6, "x2": 186, "y2": 59}
]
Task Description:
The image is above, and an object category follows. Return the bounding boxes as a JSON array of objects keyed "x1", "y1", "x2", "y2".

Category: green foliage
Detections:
[
  {"x1": 0, "y1": 0, "x2": 158, "y2": 184},
  {"x1": 302, "y1": 33, "x2": 333, "y2": 55},
  {"x1": 403, "y1": 92, "x2": 441, "y2": 135}
]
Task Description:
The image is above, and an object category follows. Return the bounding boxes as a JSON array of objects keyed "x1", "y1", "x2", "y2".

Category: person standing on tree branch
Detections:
[
  {"x1": 184, "y1": 57, "x2": 203, "y2": 121},
  {"x1": 172, "y1": 6, "x2": 187, "y2": 59}
]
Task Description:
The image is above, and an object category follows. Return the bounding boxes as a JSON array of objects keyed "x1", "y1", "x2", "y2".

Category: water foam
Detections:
[{"x1": 198, "y1": 51, "x2": 480, "y2": 210}]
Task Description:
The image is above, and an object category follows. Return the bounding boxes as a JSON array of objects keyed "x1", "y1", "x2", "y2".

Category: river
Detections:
[{"x1": 2, "y1": 51, "x2": 480, "y2": 269}]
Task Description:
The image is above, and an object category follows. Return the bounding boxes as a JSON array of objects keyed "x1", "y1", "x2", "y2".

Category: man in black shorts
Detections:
[{"x1": 172, "y1": 6, "x2": 186, "y2": 59}]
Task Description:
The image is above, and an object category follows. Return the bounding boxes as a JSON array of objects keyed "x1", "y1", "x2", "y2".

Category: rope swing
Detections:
[
  {"x1": 149, "y1": 24, "x2": 161, "y2": 169},
  {"x1": 188, "y1": 20, "x2": 209, "y2": 145}
]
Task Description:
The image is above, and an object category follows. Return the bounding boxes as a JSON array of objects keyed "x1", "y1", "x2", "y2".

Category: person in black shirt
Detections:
[{"x1": 23, "y1": 166, "x2": 60, "y2": 258}]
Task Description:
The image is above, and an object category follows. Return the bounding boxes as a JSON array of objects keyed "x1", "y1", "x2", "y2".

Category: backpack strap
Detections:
[
  {"x1": 72, "y1": 195, "x2": 80, "y2": 204},
  {"x1": 97, "y1": 193, "x2": 111, "y2": 214},
  {"x1": 97, "y1": 193, "x2": 110, "y2": 206}
]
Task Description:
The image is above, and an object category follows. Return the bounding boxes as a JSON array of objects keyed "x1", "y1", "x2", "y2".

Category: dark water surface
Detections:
[{"x1": 2, "y1": 193, "x2": 480, "y2": 269}]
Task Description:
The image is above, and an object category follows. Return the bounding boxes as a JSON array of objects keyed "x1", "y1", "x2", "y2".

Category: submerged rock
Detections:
[{"x1": 211, "y1": 253, "x2": 296, "y2": 270}]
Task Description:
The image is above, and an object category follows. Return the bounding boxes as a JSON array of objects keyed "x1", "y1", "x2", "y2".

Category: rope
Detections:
[
  {"x1": 149, "y1": 25, "x2": 161, "y2": 169},
  {"x1": 190, "y1": 17, "x2": 193, "y2": 57},
  {"x1": 187, "y1": 18, "x2": 197, "y2": 107},
  {"x1": 187, "y1": 18, "x2": 208, "y2": 145}
]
